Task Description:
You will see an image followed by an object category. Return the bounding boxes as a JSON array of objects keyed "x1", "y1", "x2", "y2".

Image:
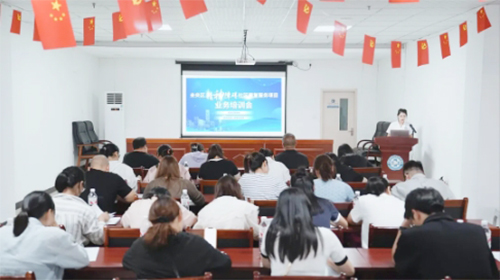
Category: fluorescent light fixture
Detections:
[
  {"x1": 314, "y1": 25, "x2": 352, "y2": 32},
  {"x1": 159, "y1": 24, "x2": 172, "y2": 31}
]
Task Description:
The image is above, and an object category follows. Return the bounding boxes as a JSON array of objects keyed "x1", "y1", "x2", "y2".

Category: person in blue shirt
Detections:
[{"x1": 313, "y1": 154, "x2": 355, "y2": 203}]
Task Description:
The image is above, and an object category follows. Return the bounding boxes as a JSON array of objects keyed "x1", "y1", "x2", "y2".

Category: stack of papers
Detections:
[{"x1": 85, "y1": 247, "x2": 100, "y2": 262}]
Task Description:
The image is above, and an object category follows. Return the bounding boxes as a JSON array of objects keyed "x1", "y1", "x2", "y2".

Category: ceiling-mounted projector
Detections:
[{"x1": 236, "y1": 29, "x2": 256, "y2": 66}]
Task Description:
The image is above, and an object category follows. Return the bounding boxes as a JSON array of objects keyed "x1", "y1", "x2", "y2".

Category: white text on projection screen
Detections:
[{"x1": 182, "y1": 72, "x2": 286, "y2": 137}]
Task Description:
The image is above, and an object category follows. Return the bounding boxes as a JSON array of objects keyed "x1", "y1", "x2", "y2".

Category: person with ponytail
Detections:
[
  {"x1": 123, "y1": 197, "x2": 231, "y2": 278},
  {"x1": 52, "y1": 166, "x2": 109, "y2": 245},
  {"x1": 239, "y1": 152, "x2": 287, "y2": 200},
  {"x1": 260, "y1": 188, "x2": 355, "y2": 277},
  {"x1": 0, "y1": 191, "x2": 89, "y2": 279},
  {"x1": 313, "y1": 155, "x2": 355, "y2": 203},
  {"x1": 101, "y1": 143, "x2": 138, "y2": 191},
  {"x1": 143, "y1": 144, "x2": 190, "y2": 183}
]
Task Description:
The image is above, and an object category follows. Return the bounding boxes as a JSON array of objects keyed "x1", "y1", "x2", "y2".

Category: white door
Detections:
[{"x1": 321, "y1": 90, "x2": 357, "y2": 153}]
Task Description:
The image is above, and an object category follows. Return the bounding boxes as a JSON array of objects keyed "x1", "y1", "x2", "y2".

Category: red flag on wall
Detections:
[
  {"x1": 83, "y1": 17, "x2": 95, "y2": 46},
  {"x1": 112, "y1": 12, "x2": 127, "y2": 41},
  {"x1": 459, "y1": 21, "x2": 468, "y2": 47},
  {"x1": 146, "y1": 0, "x2": 163, "y2": 32},
  {"x1": 389, "y1": 0, "x2": 419, "y2": 3},
  {"x1": 332, "y1": 21, "x2": 347, "y2": 56},
  {"x1": 31, "y1": 0, "x2": 76, "y2": 50},
  {"x1": 297, "y1": 0, "x2": 313, "y2": 34},
  {"x1": 118, "y1": 0, "x2": 149, "y2": 36},
  {"x1": 257, "y1": 0, "x2": 266, "y2": 4},
  {"x1": 180, "y1": 0, "x2": 207, "y2": 19},
  {"x1": 417, "y1": 40, "x2": 429, "y2": 66},
  {"x1": 391, "y1": 41, "x2": 402, "y2": 68},
  {"x1": 10, "y1": 10, "x2": 21, "y2": 34},
  {"x1": 477, "y1": 7, "x2": 491, "y2": 33},
  {"x1": 362, "y1": 35, "x2": 376, "y2": 65},
  {"x1": 440, "y1": 33, "x2": 451, "y2": 59},
  {"x1": 33, "y1": 20, "x2": 40, "y2": 41}
]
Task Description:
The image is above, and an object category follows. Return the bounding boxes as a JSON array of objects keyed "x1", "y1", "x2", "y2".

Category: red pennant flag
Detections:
[
  {"x1": 257, "y1": 0, "x2": 266, "y2": 4},
  {"x1": 417, "y1": 40, "x2": 429, "y2": 66},
  {"x1": 31, "y1": 0, "x2": 76, "y2": 50},
  {"x1": 459, "y1": 22, "x2": 468, "y2": 47},
  {"x1": 146, "y1": 0, "x2": 163, "y2": 32},
  {"x1": 10, "y1": 10, "x2": 21, "y2": 34},
  {"x1": 112, "y1": 12, "x2": 127, "y2": 41},
  {"x1": 33, "y1": 20, "x2": 41, "y2": 42},
  {"x1": 391, "y1": 41, "x2": 402, "y2": 68},
  {"x1": 83, "y1": 17, "x2": 95, "y2": 46},
  {"x1": 332, "y1": 21, "x2": 347, "y2": 56},
  {"x1": 389, "y1": 0, "x2": 419, "y2": 2},
  {"x1": 180, "y1": 0, "x2": 207, "y2": 19},
  {"x1": 440, "y1": 33, "x2": 451, "y2": 59},
  {"x1": 297, "y1": 0, "x2": 313, "y2": 34},
  {"x1": 362, "y1": 35, "x2": 376, "y2": 65},
  {"x1": 477, "y1": 7, "x2": 491, "y2": 33},
  {"x1": 118, "y1": 0, "x2": 149, "y2": 36}
]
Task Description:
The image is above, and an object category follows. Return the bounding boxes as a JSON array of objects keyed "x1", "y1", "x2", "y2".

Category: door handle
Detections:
[{"x1": 349, "y1": 128, "x2": 354, "y2": 136}]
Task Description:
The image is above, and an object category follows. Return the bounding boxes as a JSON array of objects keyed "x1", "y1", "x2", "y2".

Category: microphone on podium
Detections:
[{"x1": 409, "y1": 124, "x2": 417, "y2": 135}]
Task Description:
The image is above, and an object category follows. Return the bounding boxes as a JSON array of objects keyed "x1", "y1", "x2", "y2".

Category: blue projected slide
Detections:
[{"x1": 182, "y1": 72, "x2": 286, "y2": 137}]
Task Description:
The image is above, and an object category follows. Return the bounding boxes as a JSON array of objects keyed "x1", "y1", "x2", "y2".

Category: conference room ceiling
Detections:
[{"x1": 3, "y1": 0, "x2": 498, "y2": 48}]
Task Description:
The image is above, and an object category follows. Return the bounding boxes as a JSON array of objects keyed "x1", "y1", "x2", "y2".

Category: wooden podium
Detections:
[{"x1": 374, "y1": 137, "x2": 418, "y2": 181}]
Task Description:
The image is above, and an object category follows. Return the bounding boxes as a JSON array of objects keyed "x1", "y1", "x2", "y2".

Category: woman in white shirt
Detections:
[
  {"x1": 101, "y1": 143, "x2": 138, "y2": 191},
  {"x1": 386, "y1": 108, "x2": 414, "y2": 136},
  {"x1": 193, "y1": 175, "x2": 259, "y2": 239},
  {"x1": 0, "y1": 191, "x2": 89, "y2": 280},
  {"x1": 261, "y1": 188, "x2": 355, "y2": 277},
  {"x1": 143, "y1": 144, "x2": 191, "y2": 183}
]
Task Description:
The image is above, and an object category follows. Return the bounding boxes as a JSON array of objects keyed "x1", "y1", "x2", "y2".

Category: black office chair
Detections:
[
  {"x1": 356, "y1": 121, "x2": 391, "y2": 165},
  {"x1": 84, "y1": 120, "x2": 110, "y2": 145},
  {"x1": 73, "y1": 121, "x2": 99, "y2": 168}
]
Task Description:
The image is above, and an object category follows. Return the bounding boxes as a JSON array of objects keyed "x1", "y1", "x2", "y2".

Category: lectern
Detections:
[{"x1": 374, "y1": 137, "x2": 418, "y2": 181}]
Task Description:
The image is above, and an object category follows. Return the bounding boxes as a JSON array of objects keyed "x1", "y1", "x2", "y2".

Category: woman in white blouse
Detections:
[
  {"x1": 193, "y1": 175, "x2": 259, "y2": 239},
  {"x1": 101, "y1": 143, "x2": 138, "y2": 191},
  {"x1": 386, "y1": 108, "x2": 414, "y2": 136},
  {"x1": 0, "y1": 191, "x2": 89, "y2": 280},
  {"x1": 143, "y1": 144, "x2": 191, "y2": 183}
]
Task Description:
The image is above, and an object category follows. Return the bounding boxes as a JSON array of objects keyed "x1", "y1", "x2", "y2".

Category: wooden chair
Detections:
[
  {"x1": 352, "y1": 167, "x2": 381, "y2": 178},
  {"x1": 104, "y1": 227, "x2": 140, "y2": 247},
  {"x1": 137, "y1": 181, "x2": 148, "y2": 194},
  {"x1": 253, "y1": 200, "x2": 277, "y2": 217},
  {"x1": 199, "y1": 180, "x2": 218, "y2": 194},
  {"x1": 132, "y1": 167, "x2": 149, "y2": 179},
  {"x1": 253, "y1": 271, "x2": 347, "y2": 279},
  {"x1": 346, "y1": 182, "x2": 366, "y2": 192},
  {"x1": 187, "y1": 228, "x2": 254, "y2": 248},
  {"x1": 444, "y1": 198, "x2": 468, "y2": 219},
  {"x1": 334, "y1": 202, "x2": 353, "y2": 218},
  {"x1": 368, "y1": 225, "x2": 399, "y2": 248},
  {"x1": 189, "y1": 167, "x2": 201, "y2": 180},
  {"x1": 0, "y1": 272, "x2": 35, "y2": 280},
  {"x1": 113, "y1": 273, "x2": 212, "y2": 280}
]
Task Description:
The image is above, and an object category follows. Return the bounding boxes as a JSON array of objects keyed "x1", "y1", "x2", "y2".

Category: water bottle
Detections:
[
  {"x1": 481, "y1": 220, "x2": 491, "y2": 249},
  {"x1": 88, "y1": 188, "x2": 98, "y2": 206},
  {"x1": 258, "y1": 217, "x2": 270, "y2": 251},
  {"x1": 180, "y1": 189, "x2": 191, "y2": 210},
  {"x1": 383, "y1": 174, "x2": 388, "y2": 180},
  {"x1": 336, "y1": 173, "x2": 342, "y2": 181}
]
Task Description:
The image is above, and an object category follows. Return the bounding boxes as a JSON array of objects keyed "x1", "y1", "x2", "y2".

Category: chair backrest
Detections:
[
  {"x1": 113, "y1": 272, "x2": 212, "y2": 280},
  {"x1": 253, "y1": 271, "x2": 346, "y2": 280},
  {"x1": 84, "y1": 120, "x2": 99, "y2": 143},
  {"x1": 189, "y1": 167, "x2": 201, "y2": 180},
  {"x1": 72, "y1": 121, "x2": 94, "y2": 152},
  {"x1": 444, "y1": 198, "x2": 468, "y2": 219},
  {"x1": 104, "y1": 227, "x2": 141, "y2": 247},
  {"x1": 137, "y1": 181, "x2": 148, "y2": 194},
  {"x1": 0, "y1": 272, "x2": 35, "y2": 280},
  {"x1": 373, "y1": 121, "x2": 391, "y2": 139},
  {"x1": 352, "y1": 167, "x2": 381, "y2": 178},
  {"x1": 368, "y1": 225, "x2": 399, "y2": 248},
  {"x1": 346, "y1": 182, "x2": 366, "y2": 192},
  {"x1": 199, "y1": 180, "x2": 218, "y2": 195},
  {"x1": 187, "y1": 229, "x2": 253, "y2": 248},
  {"x1": 132, "y1": 167, "x2": 149, "y2": 179},
  {"x1": 334, "y1": 202, "x2": 353, "y2": 218},
  {"x1": 253, "y1": 200, "x2": 277, "y2": 217}
]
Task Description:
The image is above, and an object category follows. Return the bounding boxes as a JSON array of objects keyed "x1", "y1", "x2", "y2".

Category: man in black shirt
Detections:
[
  {"x1": 275, "y1": 133, "x2": 309, "y2": 169},
  {"x1": 123, "y1": 137, "x2": 159, "y2": 169},
  {"x1": 393, "y1": 188, "x2": 499, "y2": 279},
  {"x1": 81, "y1": 155, "x2": 137, "y2": 212}
]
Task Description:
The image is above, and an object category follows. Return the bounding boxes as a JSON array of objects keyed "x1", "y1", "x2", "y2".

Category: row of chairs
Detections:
[
  {"x1": 185, "y1": 167, "x2": 383, "y2": 178},
  {"x1": 72, "y1": 121, "x2": 110, "y2": 169}
]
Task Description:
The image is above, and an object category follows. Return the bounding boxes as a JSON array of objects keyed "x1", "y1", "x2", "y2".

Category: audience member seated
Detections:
[
  {"x1": 239, "y1": 152, "x2": 288, "y2": 200},
  {"x1": 193, "y1": 175, "x2": 259, "y2": 239},
  {"x1": 100, "y1": 143, "x2": 138, "y2": 191},
  {"x1": 392, "y1": 161, "x2": 455, "y2": 201},
  {"x1": 199, "y1": 144, "x2": 240, "y2": 180},
  {"x1": 393, "y1": 188, "x2": 499, "y2": 279},
  {"x1": 123, "y1": 137, "x2": 159, "y2": 169},
  {"x1": 275, "y1": 133, "x2": 309, "y2": 169},
  {"x1": 179, "y1": 143, "x2": 208, "y2": 168},
  {"x1": 338, "y1": 143, "x2": 373, "y2": 168},
  {"x1": 144, "y1": 156, "x2": 205, "y2": 206},
  {"x1": 143, "y1": 144, "x2": 190, "y2": 183},
  {"x1": 122, "y1": 197, "x2": 231, "y2": 278},
  {"x1": 291, "y1": 168, "x2": 348, "y2": 229},
  {"x1": 347, "y1": 177, "x2": 404, "y2": 248},
  {"x1": 122, "y1": 187, "x2": 197, "y2": 234},
  {"x1": 313, "y1": 155, "x2": 355, "y2": 203},
  {"x1": 80, "y1": 155, "x2": 137, "y2": 213},
  {"x1": 259, "y1": 148, "x2": 291, "y2": 184},
  {"x1": 260, "y1": 188, "x2": 355, "y2": 277},
  {"x1": 0, "y1": 191, "x2": 89, "y2": 280},
  {"x1": 53, "y1": 166, "x2": 109, "y2": 245},
  {"x1": 326, "y1": 153, "x2": 365, "y2": 182}
]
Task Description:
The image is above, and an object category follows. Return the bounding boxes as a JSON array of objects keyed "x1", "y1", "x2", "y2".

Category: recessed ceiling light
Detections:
[
  {"x1": 313, "y1": 25, "x2": 352, "y2": 32},
  {"x1": 159, "y1": 24, "x2": 172, "y2": 31}
]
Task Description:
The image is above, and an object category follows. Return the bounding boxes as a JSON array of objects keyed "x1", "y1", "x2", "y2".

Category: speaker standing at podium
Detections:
[{"x1": 386, "y1": 108, "x2": 417, "y2": 137}]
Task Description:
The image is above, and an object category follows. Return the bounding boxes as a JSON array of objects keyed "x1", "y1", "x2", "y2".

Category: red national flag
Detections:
[
  {"x1": 391, "y1": 41, "x2": 402, "y2": 68},
  {"x1": 113, "y1": 12, "x2": 127, "y2": 41},
  {"x1": 30, "y1": 0, "x2": 76, "y2": 50},
  {"x1": 362, "y1": 35, "x2": 376, "y2": 65},
  {"x1": 332, "y1": 21, "x2": 347, "y2": 56},
  {"x1": 459, "y1": 21, "x2": 468, "y2": 47},
  {"x1": 118, "y1": 0, "x2": 149, "y2": 36},
  {"x1": 297, "y1": 0, "x2": 313, "y2": 34},
  {"x1": 180, "y1": 0, "x2": 207, "y2": 19},
  {"x1": 146, "y1": 0, "x2": 163, "y2": 32},
  {"x1": 257, "y1": 0, "x2": 266, "y2": 4},
  {"x1": 33, "y1": 20, "x2": 41, "y2": 41},
  {"x1": 83, "y1": 17, "x2": 95, "y2": 46},
  {"x1": 389, "y1": 0, "x2": 419, "y2": 2},
  {"x1": 440, "y1": 33, "x2": 451, "y2": 59},
  {"x1": 417, "y1": 40, "x2": 429, "y2": 66},
  {"x1": 10, "y1": 10, "x2": 21, "y2": 34},
  {"x1": 477, "y1": 7, "x2": 491, "y2": 33}
]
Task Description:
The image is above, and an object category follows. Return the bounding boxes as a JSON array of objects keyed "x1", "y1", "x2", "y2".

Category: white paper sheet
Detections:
[
  {"x1": 204, "y1": 228, "x2": 217, "y2": 248},
  {"x1": 85, "y1": 247, "x2": 100, "y2": 262},
  {"x1": 493, "y1": 251, "x2": 500, "y2": 262},
  {"x1": 106, "y1": 217, "x2": 121, "y2": 225},
  {"x1": 137, "y1": 194, "x2": 143, "y2": 199}
]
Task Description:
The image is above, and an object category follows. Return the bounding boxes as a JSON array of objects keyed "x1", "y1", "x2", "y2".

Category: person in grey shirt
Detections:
[{"x1": 392, "y1": 161, "x2": 454, "y2": 201}]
